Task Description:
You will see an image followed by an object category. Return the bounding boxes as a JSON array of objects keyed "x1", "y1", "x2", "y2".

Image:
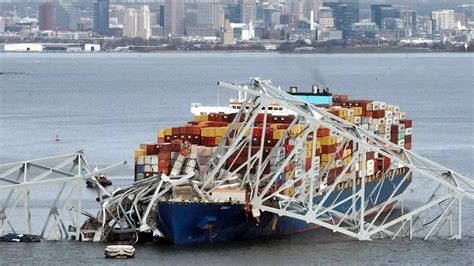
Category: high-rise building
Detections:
[
  {"x1": 227, "y1": 4, "x2": 241, "y2": 23},
  {"x1": 240, "y1": 0, "x2": 256, "y2": 24},
  {"x1": 197, "y1": 0, "x2": 223, "y2": 29},
  {"x1": 318, "y1": 6, "x2": 334, "y2": 29},
  {"x1": 370, "y1": 4, "x2": 391, "y2": 28},
  {"x1": 399, "y1": 10, "x2": 416, "y2": 33},
  {"x1": 123, "y1": 5, "x2": 151, "y2": 39},
  {"x1": 56, "y1": 0, "x2": 80, "y2": 31},
  {"x1": 323, "y1": 1, "x2": 359, "y2": 39},
  {"x1": 39, "y1": 2, "x2": 54, "y2": 31},
  {"x1": 164, "y1": 0, "x2": 184, "y2": 36},
  {"x1": 431, "y1": 10, "x2": 455, "y2": 31},
  {"x1": 93, "y1": 0, "x2": 109, "y2": 35},
  {"x1": 303, "y1": 0, "x2": 321, "y2": 21}
]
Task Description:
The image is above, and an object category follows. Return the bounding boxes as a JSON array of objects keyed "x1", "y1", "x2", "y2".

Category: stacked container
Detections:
[{"x1": 134, "y1": 95, "x2": 412, "y2": 189}]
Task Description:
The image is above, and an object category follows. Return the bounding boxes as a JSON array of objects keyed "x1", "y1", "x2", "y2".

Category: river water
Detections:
[{"x1": 0, "y1": 52, "x2": 473, "y2": 265}]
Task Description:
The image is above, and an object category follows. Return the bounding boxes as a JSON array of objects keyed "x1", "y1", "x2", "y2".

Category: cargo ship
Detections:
[{"x1": 133, "y1": 83, "x2": 413, "y2": 245}]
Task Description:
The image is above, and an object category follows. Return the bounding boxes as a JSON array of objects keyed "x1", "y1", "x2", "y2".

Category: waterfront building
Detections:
[
  {"x1": 93, "y1": 0, "x2": 109, "y2": 35},
  {"x1": 39, "y1": 2, "x2": 54, "y2": 31},
  {"x1": 351, "y1": 21, "x2": 378, "y2": 38},
  {"x1": 123, "y1": 5, "x2": 151, "y2": 40},
  {"x1": 164, "y1": 0, "x2": 184, "y2": 36},
  {"x1": 431, "y1": 10, "x2": 455, "y2": 31},
  {"x1": 56, "y1": 0, "x2": 80, "y2": 31},
  {"x1": 370, "y1": 4, "x2": 391, "y2": 27},
  {"x1": 323, "y1": 1, "x2": 359, "y2": 39},
  {"x1": 303, "y1": 0, "x2": 322, "y2": 21},
  {"x1": 197, "y1": 0, "x2": 222, "y2": 27},
  {"x1": 318, "y1": 6, "x2": 334, "y2": 29},
  {"x1": 240, "y1": 0, "x2": 256, "y2": 24}
]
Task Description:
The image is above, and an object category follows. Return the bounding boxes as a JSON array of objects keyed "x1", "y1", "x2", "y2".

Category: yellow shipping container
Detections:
[
  {"x1": 194, "y1": 114, "x2": 208, "y2": 122},
  {"x1": 215, "y1": 127, "x2": 224, "y2": 137},
  {"x1": 158, "y1": 129, "x2": 165, "y2": 138},
  {"x1": 215, "y1": 137, "x2": 222, "y2": 144},
  {"x1": 320, "y1": 136, "x2": 336, "y2": 146},
  {"x1": 321, "y1": 153, "x2": 335, "y2": 162},
  {"x1": 290, "y1": 124, "x2": 304, "y2": 137},
  {"x1": 351, "y1": 107, "x2": 362, "y2": 116},
  {"x1": 321, "y1": 160, "x2": 336, "y2": 169},
  {"x1": 273, "y1": 129, "x2": 286, "y2": 140},
  {"x1": 164, "y1": 128, "x2": 172, "y2": 136},
  {"x1": 343, "y1": 156, "x2": 352, "y2": 165},
  {"x1": 135, "y1": 149, "x2": 146, "y2": 159},
  {"x1": 284, "y1": 187, "x2": 295, "y2": 197}
]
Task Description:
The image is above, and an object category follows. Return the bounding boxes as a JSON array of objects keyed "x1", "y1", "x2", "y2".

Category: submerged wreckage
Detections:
[{"x1": 0, "y1": 78, "x2": 473, "y2": 244}]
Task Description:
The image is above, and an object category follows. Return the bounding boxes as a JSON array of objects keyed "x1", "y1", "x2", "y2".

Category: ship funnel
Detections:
[{"x1": 312, "y1": 84, "x2": 320, "y2": 94}]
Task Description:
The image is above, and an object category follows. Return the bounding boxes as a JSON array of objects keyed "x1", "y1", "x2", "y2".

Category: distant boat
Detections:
[{"x1": 55, "y1": 134, "x2": 60, "y2": 142}]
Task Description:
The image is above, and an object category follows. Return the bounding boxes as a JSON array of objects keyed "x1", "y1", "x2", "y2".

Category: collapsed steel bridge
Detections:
[{"x1": 0, "y1": 78, "x2": 473, "y2": 242}]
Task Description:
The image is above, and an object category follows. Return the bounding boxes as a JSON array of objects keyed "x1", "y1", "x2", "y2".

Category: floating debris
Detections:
[{"x1": 105, "y1": 245, "x2": 135, "y2": 259}]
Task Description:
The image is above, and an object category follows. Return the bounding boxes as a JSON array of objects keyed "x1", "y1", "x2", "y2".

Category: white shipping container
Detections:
[
  {"x1": 393, "y1": 117, "x2": 400, "y2": 124},
  {"x1": 385, "y1": 117, "x2": 393, "y2": 125},
  {"x1": 137, "y1": 156, "x2": 145, "y2": 165},
  {"x1": 352, "y1": 116, "x2": 361, "y2": 124},
  {"x1": 136, "y1": 173, "x2": 144, "y2": 181},
  {"x1": 379, "y1": 102, "x2": 386, "y2": 110},
  {"x1": 336, "y1": 159, "x2": 343, "y2": 167},
  {"x1": 144, "y1": 165, "x2": 152, "y2": 172},
  {"x1": 405, "y1": 128, "x2": 412, "y2": 135},
  {"x1": 372, "y1": 102, "x2": 381, "y2": 110},
  {"x1": 366, "y1": 159, "x2": 374, "y2": 168},
  {"x1": 398, "y1": 124, "x2": 406, "y2": 131},
  {"x1": 397, "y1": 139, "x2": 405, "y2": 146},
  {"x1": 367, "y1": 166, "x2": 375, "y2": 176},
  {"x1": 399, "y1": 112, "x2": 406, "y2": 119}
]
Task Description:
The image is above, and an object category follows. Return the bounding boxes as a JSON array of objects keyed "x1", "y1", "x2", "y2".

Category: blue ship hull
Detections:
[{"x1": 157, "y1": 171, "x2": 411, "y2": 244}]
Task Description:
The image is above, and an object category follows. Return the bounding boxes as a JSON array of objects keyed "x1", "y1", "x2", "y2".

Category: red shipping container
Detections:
[
  {"x1": 159, "y1": 159, "x2": 170, "y2": 168},
  {"x1": 372, "y1": 110, "x2": 385, "y2": 119},
  {"x1": 321, "y1": 144, "x2": 337, "y2": 154},
  {"x1": 252, "y1": 137, "x2": 261, "y2": 146},
  {"x1": 256, "y1": 113, "x2": 272, "y2": 123},
  {"x1": 405, "y1": 142, "x2": 412, "y2": 150},
  {"x1": 317, "y1": 128, "x2": 330, "y2": 137},
  {"x1": 366, "y1": 151, "x2": 375, "y2": 160},
  {"x1": 284, "y1": 145, "x2": 294, "y2": 155},
  {"x1": 405, "y1": 135, "x2": 412, "y2": 143},
  {"x1": 383, "y1": 157, "x2": 391, "y2": 171},
  {"x1": 172, "y1": 127, "x2": 180, "y2": 135},
  {"x1": 400, "y1": 119, "x2": 412, "y2": 128},
  {"x1": 159, "y1": 152, "x2": 171, "y2": 160},
  {"x1": 146, "y1": 144, "x2": 159, "y2": 155},
  {"x1": 159, "y1": 143, "x2": 172, "y2": 152}
]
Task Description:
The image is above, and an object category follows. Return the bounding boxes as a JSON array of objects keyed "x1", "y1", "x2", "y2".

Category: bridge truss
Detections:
[
  {"x1": 196, "y1": 78, "x2": 474, "y2": 240},
  {"x1": 0, "y1": 151, "x2": 124, "y2": 240}
]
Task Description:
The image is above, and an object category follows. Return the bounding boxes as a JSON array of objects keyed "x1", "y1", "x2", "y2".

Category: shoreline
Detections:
[{"x1": 0, "y1": 48, "x2": 472, "y2": 54}]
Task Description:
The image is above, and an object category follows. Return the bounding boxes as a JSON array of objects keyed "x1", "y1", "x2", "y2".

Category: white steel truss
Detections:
[
  {"x1": 197, "y1": 78, "x2": 474, "y2": 240},
  {"x1": 0, "y1": 151, "x2": 124, "y2": 240}
]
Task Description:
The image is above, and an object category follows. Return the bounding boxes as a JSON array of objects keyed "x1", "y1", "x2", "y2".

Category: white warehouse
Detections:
[{"x1": 0, "y1": 43, "x2": 43, "y2": 52}]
